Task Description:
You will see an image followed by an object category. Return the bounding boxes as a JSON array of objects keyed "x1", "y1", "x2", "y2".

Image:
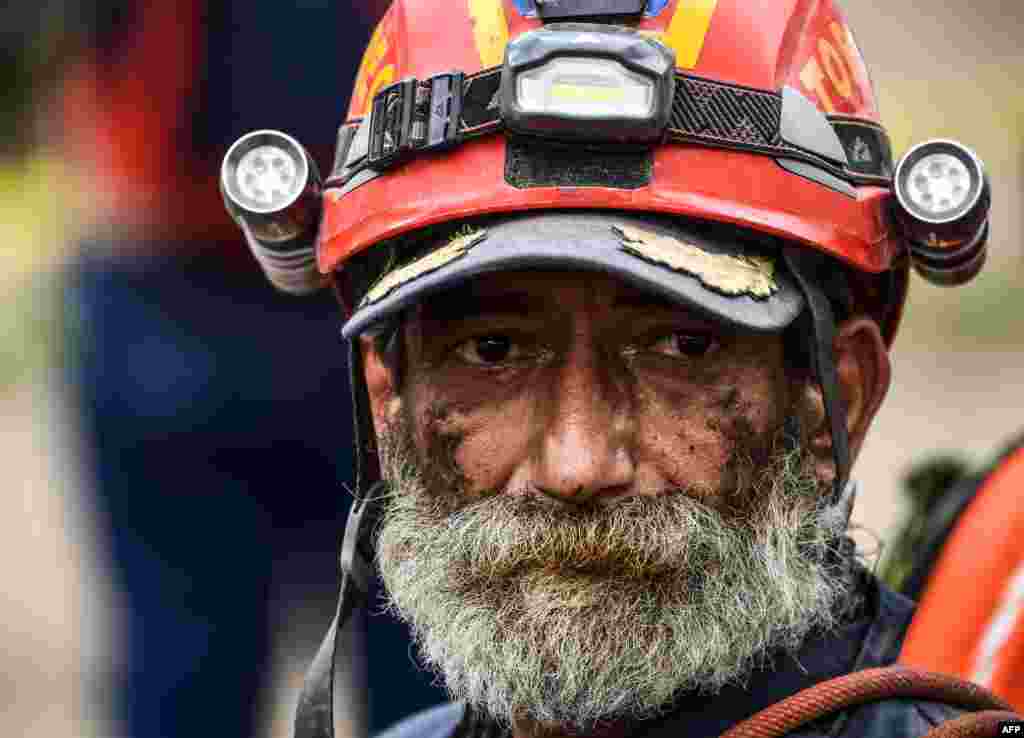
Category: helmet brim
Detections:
[{"x1": 340, "y1": 211, "x2": 805, "y2": 340}]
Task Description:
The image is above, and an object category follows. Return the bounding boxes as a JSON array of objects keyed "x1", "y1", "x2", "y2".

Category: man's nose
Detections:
[{"x1": 532, "y1": 352, "x2": 636, "y2": 504}]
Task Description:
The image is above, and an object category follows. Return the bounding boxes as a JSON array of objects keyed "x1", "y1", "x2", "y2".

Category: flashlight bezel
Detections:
[
  {"x1": 894, "y1": 139, "x2": 985, "y2": 226},
  {"x1": 221, "y1": 129, "x2": 313, "y2": 217},
  {"x1": 219, "y1": 129, "x2": 326, "y2": 295}
]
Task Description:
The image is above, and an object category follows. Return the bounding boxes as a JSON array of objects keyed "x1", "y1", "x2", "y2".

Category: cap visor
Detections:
[{"x1": 341, "y1": 212, "x2": 804, "y2": 339}]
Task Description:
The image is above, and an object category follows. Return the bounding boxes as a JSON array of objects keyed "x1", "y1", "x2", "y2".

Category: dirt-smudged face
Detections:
[
  {"x1": 365, "y1": 269, "x2": 884, "y2": 736},
  {"x1": 396, "y1": 270, "x2": 799, "y2": 513}
]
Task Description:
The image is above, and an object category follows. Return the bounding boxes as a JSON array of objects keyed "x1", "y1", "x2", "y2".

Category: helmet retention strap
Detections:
[
  {"x1": 782, "y1": 246, "x2": 852, "y2": 504},
  {"x1": 293, "y1": 338, "x2": 386, "y2": 738}
]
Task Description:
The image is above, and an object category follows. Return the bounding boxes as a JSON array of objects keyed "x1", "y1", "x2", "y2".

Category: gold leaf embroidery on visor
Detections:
[
  {"x1": 360, "y1": 229, "x2": 487, "y2": 308},
  {"x1": 614, "y1": 225, "x2": 778, "y2": 298}
]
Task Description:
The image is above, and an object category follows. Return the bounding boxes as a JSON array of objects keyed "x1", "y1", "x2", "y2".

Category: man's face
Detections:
[{"x1": 367, "y1": 270, "x2": 857, "y2": 732}]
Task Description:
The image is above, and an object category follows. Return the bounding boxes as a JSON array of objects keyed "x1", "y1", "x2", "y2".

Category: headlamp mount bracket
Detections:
[{"x1": 535, "y1": 0, "x2": 647, "y2": 21}]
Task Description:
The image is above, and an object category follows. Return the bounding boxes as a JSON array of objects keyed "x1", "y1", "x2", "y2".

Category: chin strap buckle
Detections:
[{"x1": 339, "y1": 492, "x2": 380, "y2": 594}]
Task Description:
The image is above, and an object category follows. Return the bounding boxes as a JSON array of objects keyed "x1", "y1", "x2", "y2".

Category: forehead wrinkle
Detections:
[
  {"x1": 420, "y1": 290, "x2": 550, "y2": 323},
  {"x1": 415, "y1": 272, "x2": 588, "y2": 324},
  {"x1": 420, "y1": 269, "x2": 730, "y2": 324}
]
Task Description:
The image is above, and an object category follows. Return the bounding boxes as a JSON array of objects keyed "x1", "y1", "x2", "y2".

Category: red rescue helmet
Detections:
[
  {"x1": 324, "y1": 0, "x2": 898, "y2": 301},
  {"x1": 222, "y1": 0, "x2": 990, "y2": 341}
]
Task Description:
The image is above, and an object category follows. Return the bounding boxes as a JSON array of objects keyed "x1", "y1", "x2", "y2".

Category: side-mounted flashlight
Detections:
[
  {"x1": 220, "y1": 129, "x2": 326, "y2": 295},
  {"x1": 891, "y1": 139, "x2": 990, "y2": 286}
]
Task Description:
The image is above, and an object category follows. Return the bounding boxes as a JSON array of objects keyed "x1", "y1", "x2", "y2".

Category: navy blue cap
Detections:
[{"x1": 341, "y1": 212, "x2": 804, "y2": 340}]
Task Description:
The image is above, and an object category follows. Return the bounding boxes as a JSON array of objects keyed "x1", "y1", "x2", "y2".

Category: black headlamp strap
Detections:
[
  {"x1": 782, "y1": 247, "x2": 851, "y2": 504},
  {"x1": 293, "y1": 339, "x2": 384, "y2": 738},
  {"x1": 326, "y1": 67, "x2": 892, "y2": 189}
]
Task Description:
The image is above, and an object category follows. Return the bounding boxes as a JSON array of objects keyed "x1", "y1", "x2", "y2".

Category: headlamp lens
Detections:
[
  {"x1": 891, "y1": 138, "x2": 991, "y2": 287},
  {"x1": 894, "y1": 139, "x2": 984, "y2": 226},
  {"x1": 220, "y1": 129, "x2": 325, "y2": 295},
  {"x1": 516, "y1": 57, "x2": 655, "y2": 120},
  {"x1": 236, "y1": 144, "x2": 301, "y2": 210},
  {"x1": 906, "y1": 153, "x2": 972, "y2": 216}
]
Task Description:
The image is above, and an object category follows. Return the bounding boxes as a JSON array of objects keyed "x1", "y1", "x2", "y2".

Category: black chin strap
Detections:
[
  {"x1": 782, "y1": 246, "x2": 851, "y2": 504},
  {"x1": 294, "y1": 339, "x2": 384, "y2": 738}
]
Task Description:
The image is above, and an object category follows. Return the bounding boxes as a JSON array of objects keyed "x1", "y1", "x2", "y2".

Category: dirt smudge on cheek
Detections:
[
  {"x1": 714, "y1": 386, "x2": 740, "y2": 413},
  {"x1": 418, "y1": 397, "x2": 520, "y2": 516},
  {"x1": 704, "y1": 386, "x2": 783, "y2": 520},
  {"x1": 395, "y1": 399, "x2": 471, "y2": 516},
  {"x1": 719, "y1": 413, "x2": 773, "y2": 519}
]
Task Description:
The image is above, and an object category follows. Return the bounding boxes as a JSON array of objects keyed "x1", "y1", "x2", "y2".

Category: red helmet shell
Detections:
[{"x1": 320, "y1": 0, "x2": 898, "y2": 277}]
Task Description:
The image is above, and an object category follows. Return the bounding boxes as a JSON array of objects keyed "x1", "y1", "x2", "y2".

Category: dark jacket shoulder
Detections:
[
  {"x1": 375, "y1": 703, "x2": 465, "y2": 738},
  {"x1": 815, "y1": 699, "x2": 965, "y2": 738}
]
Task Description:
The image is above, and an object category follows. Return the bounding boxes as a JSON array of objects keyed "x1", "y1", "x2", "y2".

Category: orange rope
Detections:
[{"x1": 721, "y1": 667, "x2": 1012, "y2": 738}]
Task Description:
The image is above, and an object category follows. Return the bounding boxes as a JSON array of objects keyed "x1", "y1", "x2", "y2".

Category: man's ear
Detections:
[
  {"x1": 361, "y1": 335, "x2": 401, "y2": 437},
  {"x1": 802, "y1": 317, "x2": 892, "y2": 466}
]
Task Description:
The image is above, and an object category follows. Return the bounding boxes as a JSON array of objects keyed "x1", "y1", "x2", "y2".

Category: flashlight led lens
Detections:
[
  {"x1": 236, "y1": 145, "x2": 300, "y2": 209},
  {"x1": 906, "y1": 153, "x2": 972, "y2": 216},
  {"x1": 891, "y1": 139, "x2": 991, "y2": 287},
  {"x1": 517, "y1": 57, "x2": 655, "y2": 119},
  {"x1": 221, "y1": 130, "x2": 313, "y2": 216},
  {"x1": 894, "y1": 139, "x2": 986, "y2": 228}
]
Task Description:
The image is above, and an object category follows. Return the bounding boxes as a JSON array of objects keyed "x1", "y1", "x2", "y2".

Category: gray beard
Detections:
[{"x1": 374, "y1": 417, "x2": 853, "y2": 733}]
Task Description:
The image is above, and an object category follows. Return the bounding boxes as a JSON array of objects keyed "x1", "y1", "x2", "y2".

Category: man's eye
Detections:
[
  {"x1": 649, "y1": 332, "x2": 717, "y2": 358},
  {"x1": 453, "y1": 335, "x2": 521, "y2": 366}
]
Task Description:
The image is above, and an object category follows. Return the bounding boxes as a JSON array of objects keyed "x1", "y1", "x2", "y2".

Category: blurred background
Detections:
[{"x1": 1, "y1": 1, "x2": 1021, "y2": 736}]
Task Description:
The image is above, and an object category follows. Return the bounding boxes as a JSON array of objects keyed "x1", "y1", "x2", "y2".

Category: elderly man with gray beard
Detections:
[
  {"x1": 343, "y1": 215, "x2": 913, "y2": 738},
  {"x1": 369, "y1": 260, "x2": 864, "y2": 736},
  {"x1": 330, "y1": 211, "x2": 997, "y2": 738},
  {"x1": 217, "y1": 2, "x2": 1014, "y2": 737}
]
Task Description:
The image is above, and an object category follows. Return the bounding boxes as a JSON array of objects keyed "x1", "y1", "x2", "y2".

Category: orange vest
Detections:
[{"x1": 900, "y1": 444, "x2": 1024, "y2": 708}]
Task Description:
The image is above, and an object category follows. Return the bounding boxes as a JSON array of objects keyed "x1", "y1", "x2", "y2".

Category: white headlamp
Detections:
[
  {"x1": 516, "y1": 57, "x2": 657, "y2": 120},
  {"x1": 500, "y1": 24, "x2": 676, "y2": 144}
]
